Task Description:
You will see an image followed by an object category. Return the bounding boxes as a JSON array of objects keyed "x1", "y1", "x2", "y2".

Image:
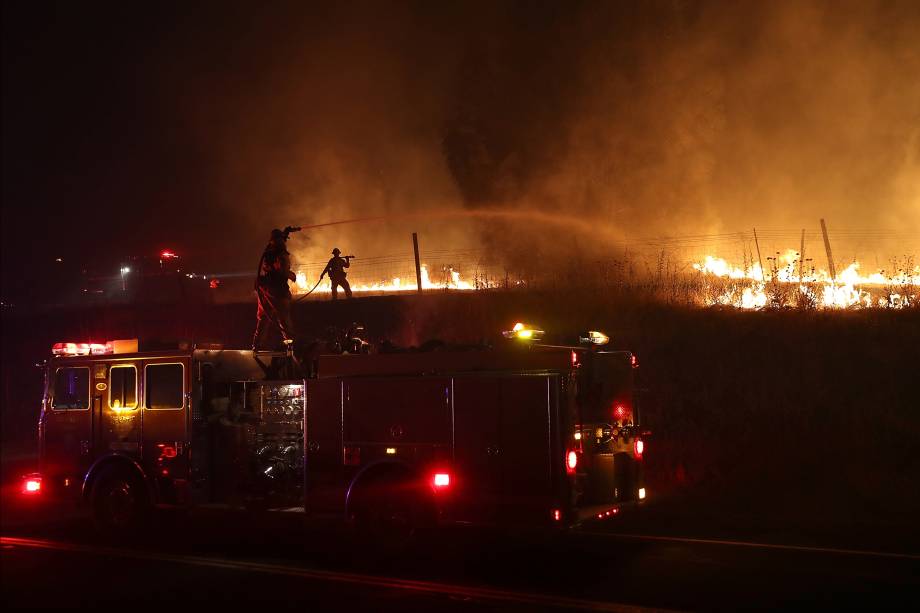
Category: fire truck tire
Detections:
[{"x1": 91, "y1": 465, "x2": 151, "y2": 535}]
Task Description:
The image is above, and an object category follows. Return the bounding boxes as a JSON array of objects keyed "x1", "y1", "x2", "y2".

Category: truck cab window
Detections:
[
  {"x1": 109, "y1": 366, "x2": 137, "y2": 409},
  {"x1": 52, "y1": 367, "x2": 89, "y2": 410},
  {"x1": 146, "y1": 364, "x2": 184, "y2": 409}
]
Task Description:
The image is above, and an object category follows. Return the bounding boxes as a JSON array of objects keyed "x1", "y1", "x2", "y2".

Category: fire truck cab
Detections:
[{"x1": 32, "y1": 331, "x2": 645, "y2": 534}]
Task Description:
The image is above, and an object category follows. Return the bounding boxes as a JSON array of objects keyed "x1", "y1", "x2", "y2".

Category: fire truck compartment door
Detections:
[
  {"x1": 305, "y1": 379, "x2": 345, "y2": 514},
  {"x1": 141, "y1": 359, "x2": 190, "y2": 482},
  {"x1": 453, "y1": 374, "x2": 556, "y2": 523}
]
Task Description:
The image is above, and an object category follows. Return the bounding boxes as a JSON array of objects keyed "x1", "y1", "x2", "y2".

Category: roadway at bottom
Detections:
[{"x1": 1, "y1": 507, "x2": 917, "y2": 611}]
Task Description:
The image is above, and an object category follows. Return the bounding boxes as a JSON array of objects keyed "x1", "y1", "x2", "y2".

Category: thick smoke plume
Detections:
[{"x1": 168, "y1": 0, "x2": 920, "y2": 273}]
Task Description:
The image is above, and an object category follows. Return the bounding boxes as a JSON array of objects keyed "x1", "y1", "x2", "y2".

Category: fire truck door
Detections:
[
  {"x1": 452, "y1": 377, "x2": 502, "y2": 522},
  {"x1": 41, "y1": 363, "x2": 93, "y2": 491},
  {"x1": 141, "y1": 359, "x2": 189, "y2": 489},
  {"x1": 99, "y1": 362, "x2": 142, "y2": 461},
  {"x1": 304, "y1": 379, "x2": 344, "y2": 513}
]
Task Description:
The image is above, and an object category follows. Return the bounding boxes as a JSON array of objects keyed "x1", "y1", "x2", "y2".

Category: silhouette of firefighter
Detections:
[
  {"x1": 252, "y1": 227, "x2": 300, "y2": 350},
  {"x1": 321, "y1": 248, "x2": 353, "y2": 300}
]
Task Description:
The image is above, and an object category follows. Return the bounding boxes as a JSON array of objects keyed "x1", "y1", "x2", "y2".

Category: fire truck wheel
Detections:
[
  {"x1": 353, "y1": 478, "x2": 435, "y2": 550},
  {"x1": 91, "y1": 466, "x2": 150, "y2": 535}
]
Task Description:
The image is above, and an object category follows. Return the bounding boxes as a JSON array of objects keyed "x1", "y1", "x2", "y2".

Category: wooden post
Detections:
[
  {"x1": 798, "y1": 228, "x2": 805, "y2": 283},
  {"x1": 820, "y1": 218, "x2": 837, "y2": 281},
  {"x1": 412, "y1": 232, "x2": 423, "y2": 293},
  {"x1": 753, "y1": 228, "x2": 765, "y2": 281}
]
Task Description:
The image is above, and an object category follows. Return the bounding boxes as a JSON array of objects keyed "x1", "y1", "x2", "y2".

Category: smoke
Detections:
[{"x1": 175, "y1": 0, "x2": 920, "y2": 274}]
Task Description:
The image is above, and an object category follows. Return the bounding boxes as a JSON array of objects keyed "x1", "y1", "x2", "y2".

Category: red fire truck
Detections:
[{"x1": 23, "y1": 326, "x2": 646, "y2": 534}]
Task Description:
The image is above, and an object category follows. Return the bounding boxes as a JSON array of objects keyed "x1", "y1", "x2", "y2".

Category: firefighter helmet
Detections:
[{"x1": 332, "y1": 248, "x2": 341, "y2": 255}]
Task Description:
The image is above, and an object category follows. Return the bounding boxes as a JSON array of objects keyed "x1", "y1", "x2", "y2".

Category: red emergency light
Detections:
[
  {"x1": 52, "y1": 342, "x2": 113, "y2": 357},
  {"x1": 634, "y1": 438, "x2": 645, "y2": 460},
  {"x1": 21, "y1": 476, "x2": 42, "y2": 495},
  {"x1": 566, "y1": 450, "x2": 579, "y2": 474},
  {"x1": 432, "y1": 473, "x2": 451, "y2": 488},
  {"x1": 51, "y1": 339, "x2": 138, "y2": 357},
  {"x1": 160, "y1": 250, "x2": 178, "y2": 259},
  {"x1": 613, "y1": 404, "x2": 631, "y2": 423}
]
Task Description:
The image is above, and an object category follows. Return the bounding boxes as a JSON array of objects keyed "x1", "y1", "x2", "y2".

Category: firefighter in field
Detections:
[
  {"x1": 320, "y1": 248, "x2": 353, "y2": 300},
  {"x1": 252, "y1": 227, "x2": 300, "y2": 350}
]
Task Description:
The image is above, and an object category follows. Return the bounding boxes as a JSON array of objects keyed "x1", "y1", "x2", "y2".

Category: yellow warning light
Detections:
[
  {"x1": 503, "y1": 323, "x2": 545, "y2": 341},
  {"x1": 386, "y1": 447, "x2": 397, "y2": 455}
]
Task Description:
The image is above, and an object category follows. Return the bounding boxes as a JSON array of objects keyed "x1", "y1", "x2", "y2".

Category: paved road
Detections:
[{"x1": 2, "y1": 502, "x2": 917, "y2": 611}]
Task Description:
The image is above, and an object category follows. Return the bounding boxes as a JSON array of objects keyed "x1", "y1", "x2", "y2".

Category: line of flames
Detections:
[
  {"x1": 693, "y1": 249, "x2": 920, "y2": 309},
  {"x1": 295, "y1": 264, "x2": 475, "y2": 295}
]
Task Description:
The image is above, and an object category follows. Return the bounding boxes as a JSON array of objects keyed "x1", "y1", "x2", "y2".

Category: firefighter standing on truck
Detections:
[
  {"x1": 321, "y1": 248, "x2": 353, "y2": 300},
  {"x1": 252, "y1": 228, "x2": 298, "y2": 350}
]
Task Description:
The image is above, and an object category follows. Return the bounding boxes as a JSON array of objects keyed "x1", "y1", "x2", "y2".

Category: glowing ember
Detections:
[{"x1": 693, "y1": 253, "x2": 919, "y2": 309}]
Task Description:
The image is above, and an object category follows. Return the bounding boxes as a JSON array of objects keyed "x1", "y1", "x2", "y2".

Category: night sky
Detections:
[{"x1": 4, "y1": 0, "x2": 919, "y2": 301}]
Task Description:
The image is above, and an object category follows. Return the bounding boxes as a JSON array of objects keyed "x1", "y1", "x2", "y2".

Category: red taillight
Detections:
[
  {"x1": 571, "y1": 351, "x2": 579, "y2": 367},
  {"x1": 553, "y1": 509, "x2": 561, "y2": 521},
  {"x1": 634, "y1": 438, "x2": 644, "y2": 459},
  {"x1": 22, "y1": 477, "x2": 41, "y2": 494},
  {"x1": 631, "y1": 354, "x2": 638, "y2": 368},
  {"x1": 433, "y1": 473, "x2": 450, "y2": 488},
  {"x1": 566, "y1": 450, "x2": 578, "y2": 474}
]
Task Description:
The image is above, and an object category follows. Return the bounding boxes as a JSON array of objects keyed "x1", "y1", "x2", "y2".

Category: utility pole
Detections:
[
  {"x1": 798, "y1": 229, "x2": 806, "y2": 283},
  {"x1": 820, "y1": 218, "x2": 837, "y2": 281},
  {"x1": 412, "y1": 232, "x2": 423, "y2": 293},
  {"x1": 753, "y1": 228, "x2": 765, "y2": 281}
]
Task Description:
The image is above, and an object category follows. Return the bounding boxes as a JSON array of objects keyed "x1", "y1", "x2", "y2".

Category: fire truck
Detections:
[{"x1": 23, "y1": 326, "x2": 646, "y2": 534}]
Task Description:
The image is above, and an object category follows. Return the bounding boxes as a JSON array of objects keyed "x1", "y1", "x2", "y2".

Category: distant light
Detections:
[
  {"x1": 638, "y1": 487, "x2": 646, "y2": 500},
  {"x1": 55, "y1": 258, "x2": 63, "y2": 263},
  {"x1": 386, "y1": 447, "x2": 397, "y2": 455},
  {"x1": 553, "y1": 509, "x2": 561, "y2": 521},
  {"x1": 574, "y1": 431, "x2": 582, "y2": 441},
  {"x1": 120, "y1": 266, "x2": 131, "y2": 274},
  {"x1": 160, "y1": 250, "x2": 177, "y2": 259}
]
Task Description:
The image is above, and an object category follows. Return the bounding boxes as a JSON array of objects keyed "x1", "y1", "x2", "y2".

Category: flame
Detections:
[
  {"x1": 693, "y1": 253, "x2": 919, "y2": 309},
  {"x1": 295, "y1": 264, "x2": 475, "y2": 295}
]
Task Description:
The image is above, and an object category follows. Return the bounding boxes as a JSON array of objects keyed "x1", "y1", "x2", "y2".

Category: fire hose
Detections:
[{"x1": 294, "y1": 277, "x2": 324, "y2": 302}]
